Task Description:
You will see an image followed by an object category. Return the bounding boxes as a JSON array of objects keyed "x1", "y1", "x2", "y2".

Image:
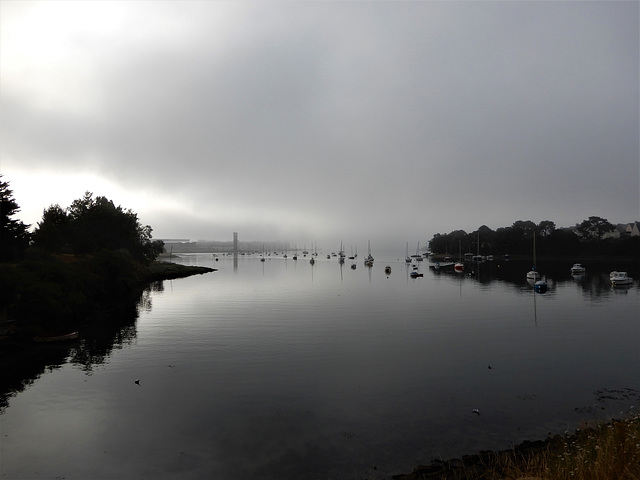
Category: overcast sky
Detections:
[{"x1": 1, "y1": 1, "x2": 638, "y2": 251}]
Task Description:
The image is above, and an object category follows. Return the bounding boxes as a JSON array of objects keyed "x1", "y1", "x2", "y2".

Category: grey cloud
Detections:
[{"x1": 1, "y1": 1, "x2": 637, "y2": 245}]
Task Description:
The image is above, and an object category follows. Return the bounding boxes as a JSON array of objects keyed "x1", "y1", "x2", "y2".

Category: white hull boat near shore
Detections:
[
  {"x1": 610, "y1": 271, "x2": 633, "y2": 286},
  {"x1": 570, "y1": 263, "x2": 586, "y2": 275}
]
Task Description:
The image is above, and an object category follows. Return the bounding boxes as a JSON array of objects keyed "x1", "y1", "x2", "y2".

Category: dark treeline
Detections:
[
  {"x1": 31, "y1": 191, "x2": 165, "y2": 263},
  {"x1": 428, "y1": 218, "x2": 639, "y2": 257},
  {"x1": 0, "y1": 178, "x2": 210, "y2": 338}
]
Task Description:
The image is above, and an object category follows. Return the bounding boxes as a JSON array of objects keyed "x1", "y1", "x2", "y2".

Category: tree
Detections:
[
  {"x1": 31, "y1": 204, "x2": 70, "y2": 253},
  {"x1": 32, "y1": 192, "x2": 164, "y2": 263},
  {"x1": 575, "y1": 216, "x2": 615, "y2": 241},
  {"x1": 0, "y1": 176, "x2": 31, "y2": 261},
  {"x1": 537, "y1": 220, "x2": 556, "y2": 237},
  {"x1": 512, "y1": 220, "x2": 537, "y2": 237}
]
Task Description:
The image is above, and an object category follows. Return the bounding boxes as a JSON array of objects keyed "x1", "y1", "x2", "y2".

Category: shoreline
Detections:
[
  {"x1": 391, "y1": 413, "x2": 640, "y2": 479},
  {"x1": 141, "y1": 260, "x2": 216, "y2": 282},
  {"x1": 0, "y1": 260, "x2": 216, "y2": 342}
]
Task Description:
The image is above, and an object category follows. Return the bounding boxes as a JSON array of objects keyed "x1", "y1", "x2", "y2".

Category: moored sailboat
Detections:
[
  {"x1": 454, "y1": 240, "x2": 464, "y2": 272},
  {"x1": 364, "y1": 241, "x2": 374, "y2": 267},
  {"x1": 526, "y1": 234, "x2": 540, "y2": 280}
]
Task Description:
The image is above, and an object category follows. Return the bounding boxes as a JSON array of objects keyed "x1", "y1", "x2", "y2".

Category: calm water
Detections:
[{"x1": 2, "y1": 253, "x2": 639, "y2": 479}]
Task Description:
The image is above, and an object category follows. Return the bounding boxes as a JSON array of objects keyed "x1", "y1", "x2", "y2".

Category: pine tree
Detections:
[{"x1": 0, "y1": 176, "x2": 31, "y2": 261}]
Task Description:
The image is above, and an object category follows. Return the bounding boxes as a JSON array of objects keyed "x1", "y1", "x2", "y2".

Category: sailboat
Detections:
[
  {"x1": 526, "y1": 233, "x2": 541, "y2": 280},
  {"x1": 415, "y1": 241, "x2": 423, "y2": 261},
  {"x1": 454, "y1": 240, "x2": 464, "y2": 272},
  {"x1": 405, "y1": 242, "x2": 411, "y2": 263},
  {"x1": 364, "y1": 241, "x2": 374, "y2": 266},
  {"x1": 473, "y1": 231, "x2": 483, "y2": 261}
]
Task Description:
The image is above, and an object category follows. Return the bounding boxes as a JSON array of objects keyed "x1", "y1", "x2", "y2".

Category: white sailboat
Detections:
[
  {"x1": 405, "y1": 242, "x2": 411, "y2": 263},
  {"x1": 526, "y1": 234, "x2": 541, "y2": 280},
  {"x1": 415, "y1": 242, "x2": 423, "y2": 261}
]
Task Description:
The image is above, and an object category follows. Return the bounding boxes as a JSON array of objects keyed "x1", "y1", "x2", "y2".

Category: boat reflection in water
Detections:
[{"x1": 1, "y1": 255, "x2": 638, "y2": 480}]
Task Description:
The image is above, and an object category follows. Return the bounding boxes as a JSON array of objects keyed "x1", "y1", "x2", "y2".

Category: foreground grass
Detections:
[{"x1": 396, "y1": 414, "x2": 640, "y2": 480}]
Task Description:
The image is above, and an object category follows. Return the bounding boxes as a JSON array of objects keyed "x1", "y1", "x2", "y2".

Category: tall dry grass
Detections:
[{"x1": 476, "y1": 413, "x2": 640, "y2": 480}]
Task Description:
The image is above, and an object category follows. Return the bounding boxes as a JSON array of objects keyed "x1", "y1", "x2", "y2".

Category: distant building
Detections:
[
  {"x1": 158, "y1": 239, "x2": 191, "y2": 244},
  {"x1": 626, "y1": 222, "x2": 640, "y2": 237}
]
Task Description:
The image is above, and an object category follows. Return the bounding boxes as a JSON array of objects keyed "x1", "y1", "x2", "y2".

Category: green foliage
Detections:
[
  {"x1": 0, "y1": 176, "x2": 31, "y2": 262},
  {"x1": 32, "y1": 192, "x2": 164, "y2": 263}
]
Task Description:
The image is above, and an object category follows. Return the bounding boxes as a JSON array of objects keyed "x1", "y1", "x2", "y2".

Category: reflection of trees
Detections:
[
  {"x1": 0, "y1": 343, "x2": 69, "y2": 412},
  {"x1": 433, "y1": 259, "x2": 639, "y2": 299},
  {"x1": 70, "y1": 287, "x2": 151, "y2": 373},
  {"x1": 0, "y1": 285, "x2": 153, "y2": 410}
]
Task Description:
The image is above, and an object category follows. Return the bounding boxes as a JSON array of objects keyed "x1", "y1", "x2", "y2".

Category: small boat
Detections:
[
  {"x1": 570, "y1": 263, "x2": 586, "y2": 274},
  {"x1": 526, "y1": 269, "x2": 540, "y2": 280},
  {"x1": 610, "y1": 271, "x2": 633, "y2": 286},
  {"x1": 409, "y1": 271, "x2": 423, "y2": 278},
  {"x1": 33, "y1": 331, "x2": 79, "y2": 343},
  {"x1": 534, "y1": 279, "x2": 548, "y2": 293},
  {"x1": 384, "y1": 266, "x2": 391, "y2": 274},
  {"x1": 351, "y1": 263, "x2": 356, "y2": 270},
  {"x1": 405, "y1": 242, "x2": 411, "y2": 263}
]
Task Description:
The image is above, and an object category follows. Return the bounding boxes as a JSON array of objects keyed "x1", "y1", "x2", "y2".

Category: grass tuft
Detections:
[{"x1": 394, "y1": 413, "x2": 640, "y2": 480}]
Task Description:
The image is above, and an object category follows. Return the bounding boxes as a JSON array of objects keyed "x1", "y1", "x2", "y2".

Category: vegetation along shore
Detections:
[
  {"x1": 0, "y1": 179, "x2": 214, "y2": 341},
  {"x1": 391, "y1": 412, "x2": 640, "y2": 480}
]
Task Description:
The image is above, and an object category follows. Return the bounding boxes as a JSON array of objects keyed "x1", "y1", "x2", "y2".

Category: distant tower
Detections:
[{"x1": 233, "y1": 232, "x2": 238, "y2": 257}]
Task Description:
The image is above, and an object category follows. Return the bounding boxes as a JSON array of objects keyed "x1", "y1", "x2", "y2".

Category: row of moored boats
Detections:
[{"x1": 571, "y1": 263, "x2": 634, "y2": 286}]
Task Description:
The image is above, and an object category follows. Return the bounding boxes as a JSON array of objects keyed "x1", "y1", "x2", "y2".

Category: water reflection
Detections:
[
  {"x1": 2, "y1": 254, "x2": 638, "y2": 480},
  {"x1": 0, "y1": 285, "x2": 150, "y2": 410},
  {"x1": 429, "y1": 257, "x2": 639, "y2": 298}
]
